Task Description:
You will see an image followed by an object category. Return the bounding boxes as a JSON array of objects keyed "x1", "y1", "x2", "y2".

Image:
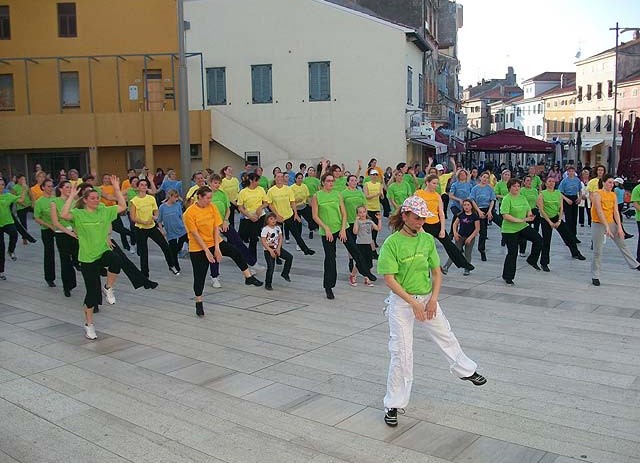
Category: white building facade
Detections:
[{"x1": 185, "y1": 0, "x2": 428, "y2": 173}]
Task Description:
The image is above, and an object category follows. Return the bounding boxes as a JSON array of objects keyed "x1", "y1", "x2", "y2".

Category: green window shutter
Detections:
[
  {"x1": 206, "y1": 67, "x2": 226, "y2": 105},
  {"x1": 252, "y1": 64, "x2": 272, "y2": 104},
  {"x1": 309, "y1": 61, "x2": 330, "y2": 101}
]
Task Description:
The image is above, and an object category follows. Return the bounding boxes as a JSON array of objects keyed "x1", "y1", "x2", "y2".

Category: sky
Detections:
[{"x1": 457, "y1": 0, "x2": 640, "y2": 88}]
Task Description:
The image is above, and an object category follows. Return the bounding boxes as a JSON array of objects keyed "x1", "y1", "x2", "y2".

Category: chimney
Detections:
[{"x1": 560, "y1": 73, "x2": 565, "y2": 88}]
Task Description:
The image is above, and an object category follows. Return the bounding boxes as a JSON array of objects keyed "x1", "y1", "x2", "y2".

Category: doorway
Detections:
[{"x1": 144, "y1": 69, "x2": 164, "y2": 111}]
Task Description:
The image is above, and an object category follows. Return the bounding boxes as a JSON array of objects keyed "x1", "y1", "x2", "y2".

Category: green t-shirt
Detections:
[
  {"x1": 34, "y1": 196, "x2": 55, "y2": 229},
  {"x1": 70, "y1": 204, "x2": 118, "y2": 263},
  {"x1": 520, "y1": 187, "x2": 539, "y2": 210},
  {"x1": 377, "y1": 231, "x2": 440, "y2": 295},
  {"x1": 303, "y1": 176, "x2": 320, "y2": 199},
  {"x1": 126, "y1": 188, "x2": 138, "y2": 203},
  {"x1": 11, "y1": 184, "x2": 31, "y2": 210},
  {"x1": 52, "y1": 197, "x2": 74, "y2": 229},
  {"x1": 212, "y1": 189, "x2": 229, "y2": 219},
  {"x1": 531, "y1": 175, "x2": 542, "y2": 191},
  {"x1": 403, "y1": 174, "x2": 418, "y2": 192},
  {"x1": 494, "y1": 180, "x2": 509, "y2": 199},
  {"x1": 631, "y1": 183, "x2": 640, "y2": 222},
  {"x1": 315, "y1": 190, "x2": 343, "y2": 236},
  {"x1": 341, "y1": 188, "x2": 366, "y2": 224},
  {"x1": 333, "y1": 177, "x2": 347, "y2": 193},
  {"x1": 500, "y1": 194, "x2": 530, "y2": 234},
  {"x1": 387, "y1": 182, "x2": 412, "y2": 210},
  {"x1": 258, "y1": 176, "x2": 270, "y2": 191},
  {"x1": 541, "y1": 189, "x2": 562, "y2": 218},
  {"x1": 0, "y1": 193, "x2": 18, "y2": 227}
]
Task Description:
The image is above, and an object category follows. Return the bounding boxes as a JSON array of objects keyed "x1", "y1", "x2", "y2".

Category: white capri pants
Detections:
[{"x1": 383, "y1": 292, "x2": 477, "y2": 410}]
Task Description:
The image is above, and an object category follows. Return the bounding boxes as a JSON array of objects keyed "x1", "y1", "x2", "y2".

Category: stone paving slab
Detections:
[{"x1": 0, "y1": 217, "x2": 639, "y2": 462}]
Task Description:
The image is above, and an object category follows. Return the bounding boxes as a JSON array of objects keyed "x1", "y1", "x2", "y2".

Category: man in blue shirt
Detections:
[{"x1": 558, "y1": 165, "x2": 582, "y2": 241}]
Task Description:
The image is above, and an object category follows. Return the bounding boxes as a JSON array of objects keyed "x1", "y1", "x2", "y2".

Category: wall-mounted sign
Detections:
[{"x1": 128, "y1": 85, "x2": 139, "y2": 101}]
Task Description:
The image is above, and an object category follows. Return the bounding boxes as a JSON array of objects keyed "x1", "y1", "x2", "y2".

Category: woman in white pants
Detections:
[
  {"x1": 377, "y1": 196, "x2": 486, "y2": 427},
  {"x1": 590, "y1": 174, "x2": 640, "y2": 286}
]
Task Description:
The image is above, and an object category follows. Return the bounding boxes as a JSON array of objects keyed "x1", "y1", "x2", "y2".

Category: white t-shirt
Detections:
[{"x1": 260, "y1": 224, "x2": 282, "y2": 249}]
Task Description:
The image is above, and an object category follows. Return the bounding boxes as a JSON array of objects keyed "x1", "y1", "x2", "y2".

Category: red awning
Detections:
[{"x1": 467, "y1": 128, "x2": 555, "y2": 153}]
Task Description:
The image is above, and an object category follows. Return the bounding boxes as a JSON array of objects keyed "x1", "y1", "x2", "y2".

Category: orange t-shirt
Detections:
[
  {"x1": 100, "y1": 185, "x2": 116, "y2": 206},
  {"x1": 415, "y1": 189, "x2": 440, "y2": 224},
  {"x1": 591, "y1": 189, "x2": 616, "y2": 224},
  {"x1": 183, "y1": 203, "x2": 222, "y2": 252},
  {"x1": 30, "y1": 184, "x2": 44, "y2": 201}
]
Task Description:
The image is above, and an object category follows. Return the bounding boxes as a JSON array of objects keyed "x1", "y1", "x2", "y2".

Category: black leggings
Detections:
[
  {"x1": 168, "y1": 233, "x2": 189, "y2": 272},
  {"x1": 422, "y1": 222, "x2": 472, "y2": 269},
  {"x1": 134, "y1": 225, "x2": 176, "y2": 277},
  {"x1": 190, "y1": 243, "x2": 249, "y2": 296},
  {"x1": 54, "y1": 232, "x2": 78, "y2": 292},
  {"x1": 80, "y1": 250, "x2": 121, "y2": 309},
  {"x1": 0, "y1": 223, "x2": 18, "y2": 273},
  {"x1": 238, "y1": 217, "x2": 264, "y2": 262},
  {"x1": 41, "y1": 228, "x2": 56, "y2": 283},
  {"x1": 112, "y1": 215, "x2": 134, "y2": 250},
  {"x1": 367, "y1": 210, "x2": 380, "y2": 247}
]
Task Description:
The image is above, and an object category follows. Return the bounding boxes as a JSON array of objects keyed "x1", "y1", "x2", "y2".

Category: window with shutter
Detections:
[
  {"x1": 57, "y1": 3, "x2": 77, "y2": 38},
  {"x1": 251, "y1": 64, "x2": 272, "y2": 104},
  {"x1": 0, "y1": 74, "x2": 14, "y2": 110},
  {"x1": 308, "y1": 61, "x2": 330, "y2": 102},
  {"x1": 206, "y1": 67, "x2": 226, "y2": 105},
  {"x1": 418, "y1": 74, "x2": 424, "y2": 108},
  {"x1": 0, "y1": 6, "x2": 10, "y2": 40},
  {"x1": 60, "y1": 71, "x2": 80, "y2": 107}
]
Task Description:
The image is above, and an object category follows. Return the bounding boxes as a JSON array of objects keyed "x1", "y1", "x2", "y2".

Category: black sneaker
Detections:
[
  {"x1": 325, "y1": 288, "x2": 335, "y2": 300},
  {"x1": 575, "y1": 238, "x2": 582, "y2": 244},
  {"x1": 366, "y1": 272, "x2": 377, "y2": 282},
  {"x1": 281, "y1": 274, "x2": 291, "y2": 282},
  {"x1": 572, "y1": 254, "x2": 586, "y2": 261},
  {"x1": 303, "y1": 249, "x2": 316, "y2": 255},
  {"x1": 265, "y1": 285, "x2": 273, "y2": 291},
  {"x1": 93, "y1": 306, "x2": 100, "y2": 313},
  {"x1": 466, "y1": 264, "x2": 475, "y2": 271},
  {"x1": 46, "y1": 281, "x2": 56, "y2": 288},
  {"x1": 541, "y1": 264, "x2": 550, "y2": 272},
  {"x1": 480, "y1": 251, "x2": 487, "y2": 262},
  {"x1": 460, "y1": 372, "x2": 487, "y2": 386},
  {"x1": 308, "y1": 231, "x2": 313, "y2": 239},
  {"x1": 245, "y1": 276, "x2": 263, "y2": 287},
  {"x1": 592, "y1": 278, "x2": 600, "y2": 286},
  {"x1": 624, "y1": 233, "x2": 634, "y2": 240},
  {"x1": 384, "y1": 408, "x2": 398, "y2": 427},
  {"x1": 372, "y1": 251, "x2": 379, "y2": 260},
  {"x1": 440, "y1": 266, "x2": 448, "y2": 275},
  {"x1": 144, "y1": 280, "x2": 159, "y2": 289},
  {"x1": 195, "y1": 301, "x2": 204, "y2": 317},
  {"x1": 504, "y1": 279, "x2": 514, "y2": 286},
  {"x1": 64, "y1": 289, "x2": 71, "y2": 297}
]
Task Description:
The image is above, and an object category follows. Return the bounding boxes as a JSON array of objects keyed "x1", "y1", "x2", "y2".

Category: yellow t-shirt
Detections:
[
  {"x1": 220, "y1": 177, "x2": 239, "y2": 202},
  {"x1": 30, "y1": 184, "x2": 44, "y2": 201},
  {"x1": 121, "y1": 179, "x2": 131, "y2": 192},
  {"x1": 99, "y1": 184, "x2": 116, "y2": 206},
  {"x1": 130, "y1": 194, "x2": 158, "y2": 229},
  {"x1": 183, "y1": 203, "x2": 222, "y2": 252},
  {"x1": 267, "y1": 185, "x2": 295, "y2": 220},
  {"x1": 438, "y1": 172, "x2": 454, "y2": 193},
  {"x1": 591, "y1": 189, "x2": 616, "y2": 224},
  {"x1": 237, "y1": 186, "x2": 267, "y2": 218},
  {"x1": 587, "y1": 178, "x2": 600, "y2": 193},
  {"x1": 290, "y1": 183, "x2": 310, "y2": 208},
  {"x1": 489, "y1": 173, "x2": 497, "y2": 187},
  {"x1": 186, "y1": 184, "x2": 207, "y2": 203},
  {"x1": 365, "y1": 181, "x2": 382, "y2": 211},
  {"x1": 415, "y1": 189, "x2": 441, "y2": 225}
]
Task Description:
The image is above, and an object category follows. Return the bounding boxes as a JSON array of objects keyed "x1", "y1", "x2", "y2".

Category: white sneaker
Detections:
[
  {"x1": 296, "y1": 245, "x2": 302, "y2": 251},
  {"x1": 211, "y1": 277, "x2": 221, "y2": 288},
  {"x1": 102, "y1": 285, "x2": 116, "y2": 305},
  {"x1": 84, "y1": 324, "x2": 97, "y2": 340},
  {"x1": 0, "y1": 273, "x2": 6, "y2": 280},
  {"x1": 519, "y1": 252, "x2": 526, "y2": 257},
  {"x1": 170, "y1": 267, "x2": 181, "y2": 276},
  {"x1": 9, "y1": 252, "x2": 17, "y2": 261},
  {"x1": 285, "y1": 239, "x2": 290, "y2": 244}
]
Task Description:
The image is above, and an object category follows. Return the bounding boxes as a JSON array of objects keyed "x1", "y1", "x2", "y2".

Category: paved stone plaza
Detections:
[{"x1": 1, "y1": 218, "x2": 639, "y2": 463}]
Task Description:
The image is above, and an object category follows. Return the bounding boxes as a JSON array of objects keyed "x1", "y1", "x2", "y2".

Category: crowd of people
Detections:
[{"x1": 1, "y1": 156, "x2": 640, "y2": 427}]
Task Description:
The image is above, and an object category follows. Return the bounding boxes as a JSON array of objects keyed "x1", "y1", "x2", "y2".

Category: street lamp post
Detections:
[
  {"x1": 609, "y1": 23, "x2": 640, "y2": 174},
  {"x1": 177, "y1": 0, "x2": 191, "y2": 192}
]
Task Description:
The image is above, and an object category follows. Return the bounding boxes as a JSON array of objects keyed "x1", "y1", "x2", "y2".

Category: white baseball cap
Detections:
[{"x1": 435, "y1": 164, "x2": 444, "y2": 171}]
